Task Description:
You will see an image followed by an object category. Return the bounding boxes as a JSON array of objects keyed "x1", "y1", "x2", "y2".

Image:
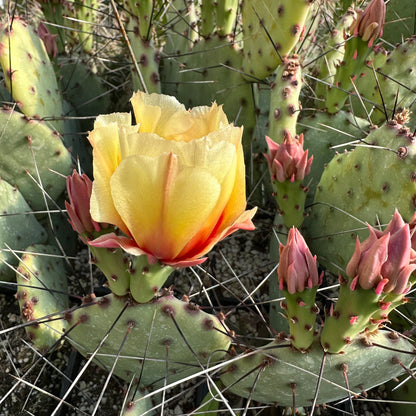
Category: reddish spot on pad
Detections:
[
  {"x1": 203, "y1": 318, "x2": 215, "y2": 330},
  {"x1": 161, "y1": 305, "x2": 176, "y2": 317}
]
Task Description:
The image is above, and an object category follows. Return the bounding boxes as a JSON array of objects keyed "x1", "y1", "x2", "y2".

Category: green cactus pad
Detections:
[
  {"x1": 0, "y1": 17, "x2": 63, "y2": 132},
  {"x1": 60, "y1": 62, "x2": 111, "y2": 133},
  {"x1": 128, "y1": 256, "x2": 174, "y2": 303},
  {"x1": 241, "y1": 0, "x2": 313, "y2": 80},
  {"x1": 121, "y1": 387, "x2": 155, "y2": 415},
  {"x1": 273, "y1": 180, "x2": 308, "y2": 228},
  {"x1": 124, "y1": 0, "x2": 153, "y2": 39},
  {"x1": 299, "y1": 110, "x2": 370, "y2": 199},
  {"x1": 283, "y1": 287, "x2": 318, "y2": 351},
  {"x1": 89, "y1": 245, "x2": 131, "y2": 297},
  {"x1": 122, "y1": 0, "x2": 161, "y2": 94},
  {"x1": 0, "y1": 106, "x2": 72, "y2": 211},
  {"x1": 15, "y1": 244, "x2": 68, "y2": 352},
  {"x1": 326, "y1": 35, "x2": 374, "y2": 114},
  {"x1": 128, "y1": 33, "x2": 161, "y2": 95},
  {"x1": 66, "y1": 292, "x2": 231, "y2": 387},
  {"x1": 303, "y1": 118, "x2": 416, "y2": 274},
  {"x1": 215, "y1": 0, "x2": 239, "y2": 37},
  {"x1": 314, "y1": 9, "x2": 356, "y2": 107},
  {"x1": 73, "y1": 0, "x2": 99, "y2": 53},
  {"x1": 268, "y1": 55, "x2": 302, "y2": 143},
  {"x1": 0, "y1": 179, "x2": 47, "y2": 281},
  {"x1": 220, "y1": 330, "x2": 415, "y2": 407},
  {"x1": 320, "y1": 281, "x2": 405, "y2": 353},
  {"x1": 383, "y1": 0, "x2": 416, "y2": 44},
  {"x1": 350, "y1": 36, "x2": 416, "y2": 124}
]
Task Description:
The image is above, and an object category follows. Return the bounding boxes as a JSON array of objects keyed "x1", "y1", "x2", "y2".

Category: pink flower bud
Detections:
[
  {"x1": 264, "y1": 133, "x2": 313, "y2": 183},
  {"x1": 278, "y1": 228, "x2": 320, "y2": 294},
  {"x1": 65, "y1": 170, "x2": 101, "y2": 235},
  {"x1": 37, "y1": 22, "x2": 58, "y2": 58},
  {"x1": 352, "y1": 0, "x2": 386, "y2": 47},
  {"x1": 346, "y1": 210, "x2": 416, "y2": 295}
]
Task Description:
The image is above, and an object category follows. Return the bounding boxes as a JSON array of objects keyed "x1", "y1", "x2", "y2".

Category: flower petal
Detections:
[
  {"x1": 110, "y1": 152, "x2": 222, "y2": 260},
  {"x1": 93, "y1": 112, "x2": 132, "y2": 129},
  {"x1": 131, "y1": 91, "x2": 192, "y2": 139},
  {"x1": 89, "y1": 122, "x2": 129, "y2": 234}
]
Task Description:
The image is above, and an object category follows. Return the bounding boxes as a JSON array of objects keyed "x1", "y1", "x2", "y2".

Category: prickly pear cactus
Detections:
[
  {"x1": 0, "y1": 179, "x2": 47, "y2": 281},
  {"x1": 0, "y1": 17, "x2": 63, "y2": 132},
  {"x1": 66, "y1": 292, "x2": 231, "y2": 386},
  {"x1": 0, "y1": 106, "x2": 72, "y2": 211},
  {"x1": 304, "y1": 117, "x2": 416, "y2": 273},
  {"x1": 3, "y1": 1, "x2": 416, "y2": 414},
  {"x1": 15, "y1": 244, "x2": 68, "y2": 352},
  {"x1": 241, "y1": 0, "x2": 313, "y2": 80},
  {"x1": 352, "y1": 36, "x2": 416, "y2": 124},
  {"x1": 300, "y1": 110, "x2": 370, "y2": 199},
  {"x1": 220, "y1": 331, "x2": 415, "y2": 407},
  {"x1": 268, "y1": 55, "x2": 302, "y2": 143}
]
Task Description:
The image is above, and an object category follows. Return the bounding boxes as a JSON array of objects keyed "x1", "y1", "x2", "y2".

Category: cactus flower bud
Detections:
[
  {"x1": 321, "y1": 211, "x2": 416, "y2": 353},
  {"x1": 37, "y1": 22, "x2": 58, "y2": 58},
  {"x1": 346, "y1": 210, "x2": 416, "y2": 295},
  {"x1": 65, "y1": 170, "x2": 101, "y2": 236},
  {"x1": 278, "y1": 228, "x2": 320, "y2": 294},
  {"x1": 265, "y1": 134, "x2": 312, "y2": 184},
  {"x1": 278, "y1": 228, "x2": 321, "y2": 351},
  {"x1": 352, "y1": 0, "x2": 386, "y2": 47}
]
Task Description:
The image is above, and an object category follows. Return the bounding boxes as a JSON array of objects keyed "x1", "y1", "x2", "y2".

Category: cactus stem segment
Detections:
[{"x1": 129, "y1": 255, "x2": 174, "y2": 303}]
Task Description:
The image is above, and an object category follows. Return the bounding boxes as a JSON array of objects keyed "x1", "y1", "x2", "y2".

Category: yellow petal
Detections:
[
  {"x1": 119, "y1": 132, "x2": 239, "y2": 245},
  {"x1": 89, "y1": 123, "x2": 128, "y2": 233},
  {"x1": 130, "y1": 91, "x2": 192, "y2": 138},
  {"x1": 161, "y1": 163, "x2": 222, "y2": 258},
  {"x1": 218, "y1": 139, "x2": 247, "y2": 231},
  {"x1": 109, "y1": 154, "x2": 166, "y2": 253},
  {"x1": 121, "y1": 132, "x2": 172, "y2": 159},
  {"x1": 94, "y1": 112, "x2": 132, "y2": 129},
  {"x1": 110, "y1": 153, "x2": 221, "y2": 260},
  {"x1": 188, "y1": 102, "x2": 229, "y2": 138},
  {"x1": 118, "y1": 125, "x2": 142, "y2": 159},
  {"x1": 122, "y1": 130, "x2": 238, "y2": 182}
]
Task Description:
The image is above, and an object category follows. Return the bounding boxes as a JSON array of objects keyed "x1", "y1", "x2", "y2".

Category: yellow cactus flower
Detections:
[{"x1": 88, "y1": 91, "x2": 256, "y2": 267}]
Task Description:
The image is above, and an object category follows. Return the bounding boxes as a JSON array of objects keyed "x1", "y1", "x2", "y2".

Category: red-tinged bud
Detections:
[
  {"x1": 352, "y1": 0, "x2": 386, "y2": 47},
  {"x1": 65, "y1": 170, "x2": 101, "y2": 235},
  {"x1": 264, "y1": 133, "x2": 313, "y2": 183},
  {"x1": 278, "y1": 227, "x2": 320, "y2": 294},
  {"x1": 346, "y1": 210, "x2": 416, "y2": 295},
  {"x1": 37, "y1": 22, "x2": 58, "y2": 58}
]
